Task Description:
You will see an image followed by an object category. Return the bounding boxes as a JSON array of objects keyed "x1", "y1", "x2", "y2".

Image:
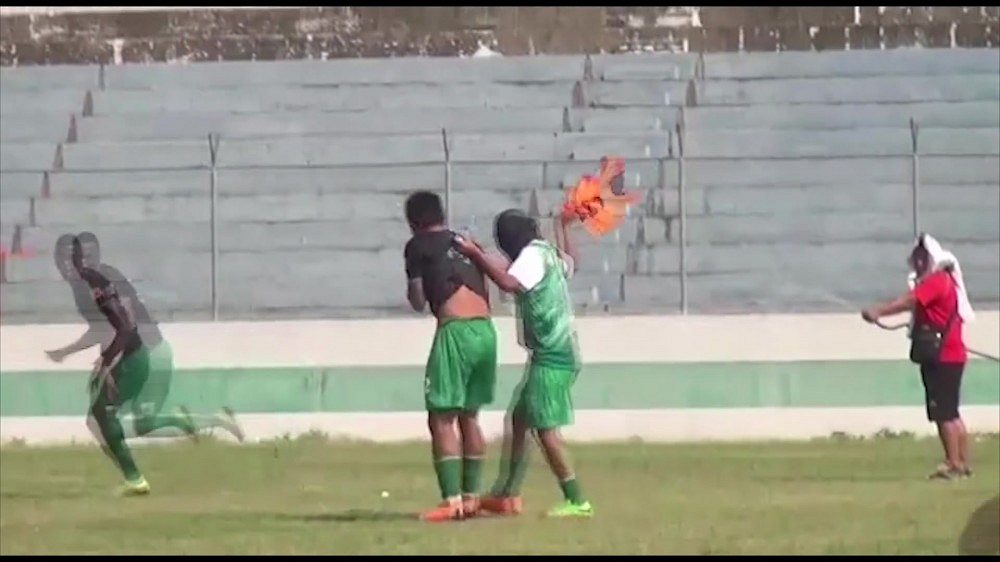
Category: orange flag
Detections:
[{"x1": 561, "y1": 157, "x2": 642, "y2": 237}]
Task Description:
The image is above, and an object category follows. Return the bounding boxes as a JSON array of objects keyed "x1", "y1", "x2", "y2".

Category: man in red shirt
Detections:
[{"x1": 862, "y1": 234, "x2": 972, "y2": 480}]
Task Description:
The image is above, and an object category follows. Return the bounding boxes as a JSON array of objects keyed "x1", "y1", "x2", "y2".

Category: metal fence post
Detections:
[
  {"x1": 676, "y1": 110, "x2": 688, "y2": 315},
  {"x1": 441, "y1": 128, "x2": 452, "y2": 224},
  {"x1": 910, "y1": 118, "x2": 920, "y2": 238},
  {"x1": 208, "y1": 133, "x2": 220, "y2": 321}
]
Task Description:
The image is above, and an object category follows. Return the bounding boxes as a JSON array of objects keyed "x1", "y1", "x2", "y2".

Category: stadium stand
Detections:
[{"x1": 1, "y1": 49, "x2": 997, "y2": 321}]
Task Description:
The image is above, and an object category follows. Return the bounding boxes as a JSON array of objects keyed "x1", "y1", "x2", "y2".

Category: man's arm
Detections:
[
  {"x1": 862, "y1": 292, "x2": 916, "y2": 323},
  {"x1": 47, "y1": 329, "x2": 104, "y2": 361},
  {"x1": 403, "y1": 240, "x2": 427, "y2": 312},
  {"x1": 407, "y1": 279, "x2": 427, "y2": 312},
  {"x1": 553, "y1": 215, "x2": 578, "y2": 276},
  {"x1": 454, "y1": 237, "x2": 523, "y2": 294}
]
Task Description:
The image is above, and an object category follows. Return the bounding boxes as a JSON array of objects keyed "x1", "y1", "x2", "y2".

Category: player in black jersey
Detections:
[
  {"x1": 47, "y1": 233, "x2": 243, "y2": 496},
  {"x1": 403, "y1": 191, "x2": 499, "y2": 521}
]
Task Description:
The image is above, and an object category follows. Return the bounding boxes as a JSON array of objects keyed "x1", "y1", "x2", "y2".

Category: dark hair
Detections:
[
  {"x1": 909, "y1": 236, "x2": 931, "y2": 274},
  {"x1": 494, "y1": 209, "x2": 540, "y2": 261},
  {"x1": 77, "y1": 231, "x2": 99, "y2": 247},
  {"x1": 404, "y1": 191, "x2": 445, "y2": 230}
]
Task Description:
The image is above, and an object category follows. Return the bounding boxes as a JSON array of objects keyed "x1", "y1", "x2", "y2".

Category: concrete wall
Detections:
[{"x1": 2, "y1": 314, "x2": 998, "y2": 444}]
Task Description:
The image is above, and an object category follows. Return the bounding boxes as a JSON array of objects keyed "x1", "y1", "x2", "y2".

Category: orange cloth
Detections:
[{"x1": 561, "y1": 157, "x2": 641, "y2": 237}]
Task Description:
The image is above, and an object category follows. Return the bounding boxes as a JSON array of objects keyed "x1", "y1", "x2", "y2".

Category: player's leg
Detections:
[
  {"x1": 119, "y1": 343, "x2": 195, "y2": 439},
  {"x1": 940, "y1": 364, "x2": 968, "y2": 477},
  {"x1": 924, "y1": 363, "x2": 964, "y2": 479},
  {"x1": 129, "y1": 342, "x2": 244, "y2": 441},
  {"x1": 457, "y1": 411, "x2": 485, "y2": 514},
  {"x1": 457, "y1": 318, "x2": 498, "y2": 514},
  {"x1": 949, "y1": 365, "x2": 972, "y2": 476},
  {"x1": 88, "y1": 384, "x2": 147, "y2": 495},
  {"x1": 526, "y1": 365, "x2": 592, "y2": 517},
  {"x1": 481, "y1": 368, "x2": 531, "y2": 516},
  {"x1": 421, "y1": 322, "x2": 467, "y2": 522}
]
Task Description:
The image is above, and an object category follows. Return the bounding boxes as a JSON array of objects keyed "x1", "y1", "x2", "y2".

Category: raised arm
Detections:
[{"x1": 553, "y1": 215, "x2": 578, "y2": 275}]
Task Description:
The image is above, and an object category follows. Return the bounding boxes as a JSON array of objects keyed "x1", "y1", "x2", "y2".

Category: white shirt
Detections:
[{"x1": 507, "y1": 243, "x2": 573, "y2": 292}]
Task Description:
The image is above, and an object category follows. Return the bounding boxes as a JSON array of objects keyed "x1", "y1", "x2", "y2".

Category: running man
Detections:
[
  {"x1": 403, "y1": 191, "x2": 499, "y2": 521},
  {"x1": 453, "y1": 209, "x2": 593, "y2": 518},
  {"x1": 49, "y1": 233, "x2": 242, "y2": 496}
]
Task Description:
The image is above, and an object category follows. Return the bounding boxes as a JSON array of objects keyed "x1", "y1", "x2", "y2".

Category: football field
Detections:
[{"x1": 1, "y1": 435, "x2": 997, "y2": 555}]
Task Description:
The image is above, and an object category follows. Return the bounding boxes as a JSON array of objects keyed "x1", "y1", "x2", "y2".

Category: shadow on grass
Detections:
[
  {"x1": 274, "y1": 510, "x2": 418, "y2": 523},
  {"x1": 959, "y1": 495, "x2": 999, "y2": 555}
]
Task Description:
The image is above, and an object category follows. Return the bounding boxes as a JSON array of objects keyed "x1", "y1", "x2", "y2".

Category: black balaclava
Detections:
[{"x1": 494, "y1": 209, "x2": 540, "y2": 262}]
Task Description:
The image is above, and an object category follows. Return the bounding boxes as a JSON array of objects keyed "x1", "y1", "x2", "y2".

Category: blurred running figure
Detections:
[
  {"x1": 403, "y1": 192, "x2": 498, "y2": 522},
  {"x1": 47, "y1": 233, "x2": 243, "y2": 496},
  {"x1": 863, "y1": 233, "x2": 975, "y2": 480}
]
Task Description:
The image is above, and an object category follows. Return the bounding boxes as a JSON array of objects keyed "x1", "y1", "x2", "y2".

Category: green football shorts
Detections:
[
  {"x1": 515, "y1": 363, "x2": 579, "y2": 430},
  {"x1": 93, "y1": 341, "x2": 175, "y2": 417},
  {"x1": 425, "y1": 318, "x2": 498, "y2": 412}
]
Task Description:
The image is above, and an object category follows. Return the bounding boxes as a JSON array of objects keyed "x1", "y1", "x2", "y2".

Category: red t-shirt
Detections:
[{"x1": 911, "y1": 270, "x2": 966, "y2": 364}]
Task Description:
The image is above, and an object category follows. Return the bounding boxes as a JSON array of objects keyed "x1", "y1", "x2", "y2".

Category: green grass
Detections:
[{"x1": 1, "y1": 435, "x2": 998, "y2": 555}]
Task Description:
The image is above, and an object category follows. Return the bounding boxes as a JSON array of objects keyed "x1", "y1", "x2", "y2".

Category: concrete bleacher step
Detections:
[
  {"x1": 684, "y1": 128, "x2": 1000, "y2": 158},
  {"x1": 60, "y1": 140, "x2": 210, "y2": 170},
  {"x1": 0, "y1": 64, "x2": 99, "y2": 91},
  {"x1": 0, "y1": 172, "x2": 43, "y2": 199},
  {"x1": 14, "y1": 219, "x2": 421, "y2": 257},
  {"x1": 629, "y1": 240, "x2": 1000, "y2": 277},
  {"x1": 0, "y1": 274, "x2": 211, "y2": 318},
  {"x1": 685, "y1": 101, "x2": 1000, "y2": 130},
  {"x1": 694, "y1": 74, "x2": 1000, "y2": 105},
  {"x1": 45, "y1": 168, "x2": 443, "y2": 198},
  {"x1": 28, "y1": 188, "x2": 553, "y2": 226},
  {"x1": 0, "y1": 143, "x2": 58, "y2": 172},
  {"x1": 90, "y1": 82, "x2": 576, "y2": 114},
  {"x1": 702, "y1": 48, "x2": 1000, "y2": 80},
  {"x1": 596, "y1": 53, "x2": 697, "y2": 81},
  {"x1": 56, "y1": 132, "x2": 676, "y2": 171},
  {"x1": 102, "y1": 55, "x2": 588, "y2": 89},
  {"x1": 0, "y1": 198, "x2": 30, "y2": 229},
  {"x1": 574, "y1": 107, "x2": 681, "y2": 133},
  {"x1": 683, "y1": 156, "x2": 1000, "y2": 187},
  {"x1": 579, "y1": 80, "x2": 689, "y2": 107},
  {"x1": 673, "y1": 209, "x2": 998, "y2": 245},
  {"x1": 0, "y1": 90, "x2": 84, "y2": 116},
  {"x1": 0, "y1": 114, "x2": 72, "y2": 143},
  {"x1": 696, "y1": 183, "x2": 999, "y2": 216},
  {"x1": 76, "y1": 107, "x2": 571, "y2": 141}
]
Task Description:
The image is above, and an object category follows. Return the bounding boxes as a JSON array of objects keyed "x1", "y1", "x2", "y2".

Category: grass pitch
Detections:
[{"x1": 1, "y1": 434, "x2": 998, "y2": 555}]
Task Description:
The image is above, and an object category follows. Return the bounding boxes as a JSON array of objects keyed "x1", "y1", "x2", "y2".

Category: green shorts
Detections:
[
  {"x1": 515, "y1": 363, "x2": 579, "y2": 430},
  {"x1": 93, "y1": 341, "x2": 175, "y2": 417},
  {"x1": 425, "y1": 318, "x2": 498, "y2": 412}
]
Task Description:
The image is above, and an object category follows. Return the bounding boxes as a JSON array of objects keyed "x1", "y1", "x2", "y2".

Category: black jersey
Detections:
[
  {"x1": 78, "y1": 267, "x2": 142, "y2": 366},
  {"x1": 98, "y1": 264, "x2": 164, "y2": 350},
  {"x1": 404, "y1": 230, "x2": 488, "y2": 316}
]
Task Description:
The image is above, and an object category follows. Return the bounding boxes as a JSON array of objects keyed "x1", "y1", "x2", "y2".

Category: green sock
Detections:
[
  {"x1": 559, "y1": 477, "x2": 585, "y2": 505},
  {"x1": 502, "y1": 454, "x2": 529, "y2": 497},
  {"x1": 434, "y1": 457, "x2": 462, "y2": 500},
  {"x1": 103, "y1": 417, "x2": 141, "y2": 481},
  {"x1": 462, "y1": 457, "x2": 483, "y2": 496}
]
